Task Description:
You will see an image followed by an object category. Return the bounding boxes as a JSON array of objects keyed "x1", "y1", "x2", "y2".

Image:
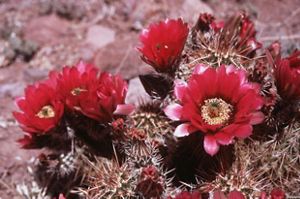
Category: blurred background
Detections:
[{"x1": 0, "y1": 0, "x2": 299, "y2": 198}]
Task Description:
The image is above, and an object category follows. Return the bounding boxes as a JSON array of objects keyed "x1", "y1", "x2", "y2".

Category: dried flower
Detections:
[
  {"x1": 138, "y1": 18, "x2": 189, "y2": 73},
  {"x1": 274, "y1": 50, "x2": 300, "y2": 100},
  {"x1": 136, "y1": 165, "x2": 164, "y2": 198},
  {"x1": 194, "y1": 13, "x2": 216, "y2": 32},
  {"x1": 165, "y1": 65, "x2": 264, "y2": 155},
  {"x1": 239, "y1": 15, "x2": 261, "y2": 51}
]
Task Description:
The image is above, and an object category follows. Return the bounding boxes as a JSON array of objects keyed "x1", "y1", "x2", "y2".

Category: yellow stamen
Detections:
[
  {"x1": 71, "y1": 87, "x2": 87, "y2": 96},
  {"x1": 36, "y1": 105, "x2": 55, "y2": 118},
  {"x1": 201, "y1": 98, "x2": 233, "y2": 125}
]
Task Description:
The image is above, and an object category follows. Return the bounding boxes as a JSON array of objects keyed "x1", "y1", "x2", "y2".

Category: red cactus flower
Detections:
[
  {"x1": 13, "y1": 83, "x2": 64, "y2": 134},
  {"x1": 138, "y1": 18, "x2": 189, "y2": 73},
  {"x1": 274, "y1": 50, "x2": 300, "y2": 100},
  {"x1": 79, "y1": 72, "x2": 134, "y2": 122},
  {"x1": 56, "y1": 62, "x2": 99, "y2": 109},
  {"x1": 164, "y1": 65, "x2": 264, "y2": 155}
]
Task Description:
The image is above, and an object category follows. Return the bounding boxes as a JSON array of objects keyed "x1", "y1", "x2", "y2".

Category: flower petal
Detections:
[
  {"x1": 213, "y1": 190, "x2": 227, "y2": 199},
  {"x1": 174, "y1": 79, "x2": 187, "y2": 102},
  {"x1": 174, "y1": 123, "x2": 196, "y2": 137},
  {"x1": 193, "y1": 64, "x2": 209, "y2": 74},
  {"x1": 164, "y1": 103, "x2": 183, "y2": 121},
  {"x1": 228, "y1": 190, "x2": 246, "y2": 199},
  {"x1": 204, "y1": 135, "x2": 220, "y2": 156},
  {"x1": 235, "y1": 124, "x2": 253, "y2": 138},
  {"x1": 214, "y1": 132, "x2": 233, "y2": 145},
  {"x1": 113, "y1": 104, "x2": 135, "y2": 115},
  {"x1": 250, "y1": 111, "x2": 265, "y2": 125}
]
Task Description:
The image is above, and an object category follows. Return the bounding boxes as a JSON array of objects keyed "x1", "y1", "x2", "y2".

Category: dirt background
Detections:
[{"x1": 0, "y1": 0, "x2": 299, "y2": 198}]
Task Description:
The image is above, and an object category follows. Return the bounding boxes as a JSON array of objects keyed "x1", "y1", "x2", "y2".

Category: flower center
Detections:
[
  {"x1": 71, "y1": 87, "x2": 87, "y2": 96},
  {"x1": 36, "y1": 105, "x2": 55, "y2": 118},
  {"x1": 201, "y1": 98, "x2": 233, "y2": 125}
]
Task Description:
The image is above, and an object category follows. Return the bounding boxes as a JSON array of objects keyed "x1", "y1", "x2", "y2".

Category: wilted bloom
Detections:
[
  {"x1": 239, "y1": 14, "x2": 262, "y2": 52},
  {"x1": 240, "y1": 16, "x2": 256, "y2": 40},
  {"x1": 138, "y1": 18, "x2": 189, "y2": 73},
  {"x1": 274, "y1": 50, "x2": 300, "y2": 100},
  {"x1": 79, "y1": 72, "x2": 134, "y2": 122},
  {"x1": 56, "y1": 62, "x2": 98, "y2": 109},
  {"x1": 13, "y1": 83, "x2": 64, "y2": 148},
  {"x1": 164, "y1": 65, "x2": 264, "y2": 155},
  {"x1": 194, "y1": 13, "x2": 223, "y2": 33},
  {"x1": 136, "y1": 165, "x2": 164, "y2": 198}
]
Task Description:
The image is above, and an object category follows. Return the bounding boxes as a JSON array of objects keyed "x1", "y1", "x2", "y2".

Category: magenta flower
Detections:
[{"x1": 164, "y1": 65, "x2": 264, "y2": 155}]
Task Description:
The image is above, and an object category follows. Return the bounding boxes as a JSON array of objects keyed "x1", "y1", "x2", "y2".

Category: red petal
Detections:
[
  {"x1": 213, "y1": 190, "x2": 227, "y2": 199},
  {"x1": 13, "y1": 112, "x2": 27, "y2": 125},
  {"x1": 228, "y1": 190, "x2": 246, "y2": 199},
  {"x1": 234, "y1": 124, "x2": 253, "y2": 138},
  {"x1": 214, "y1": 132, "x2": 233, "y2": 145}
]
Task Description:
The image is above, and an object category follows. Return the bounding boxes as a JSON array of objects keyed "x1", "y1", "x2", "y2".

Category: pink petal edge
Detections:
[
  {"x1": 174, "y1": 123, "x2": 194, "y2": 137},
  {"x1": 193, "y1": 64, "x2": 209, "y2": 74},
  {"x1": 174, "y1": 79, "x2": 187, "y2": 102},
  {"x1": 113, "y1": 104, "x2": 135, "y2": 115},
  {"x1": 164, "y1": 103, "x2": 183, "y2": 121},
  {"x1": 204, "y1": 135, "x2": 220, "y2": 156},
  {"x1": 250, "y1": 111, "x2": 265, "y2": 125}
]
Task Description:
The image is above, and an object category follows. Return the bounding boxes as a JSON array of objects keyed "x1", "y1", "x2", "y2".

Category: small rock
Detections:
[
  {"x1": 53, "y1": 0, "x2": 85, "y2": 20},
  {"x1": 168, "y1": 0, "x2": 213, "y2": 24},
  {"x1": 85, "y1": 25, "x2": 116, "y2": 50},
  {"x1": 0, "y1": 82, "x2": 25, "y2": 98},
  {"x1": 23, "y1": 68, "x2": 49, "y2": 82},
  {"x1": 9, "y1": 34, "x2": 23, "y2": 50},
  {"x1": 9, "y1": 34, "x2": 38, "y2": 62}
]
